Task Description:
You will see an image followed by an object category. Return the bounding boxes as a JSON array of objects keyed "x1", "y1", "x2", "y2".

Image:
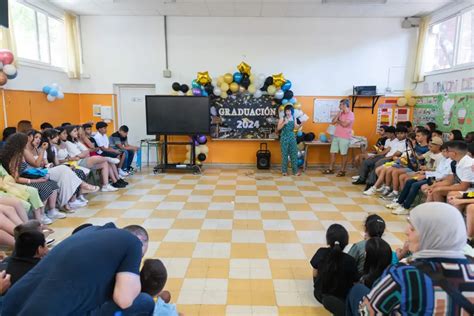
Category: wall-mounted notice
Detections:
[
  {"x1": 376, "y1": 105, "x2": 393, "y2": 131},
  {"x1": 313, "y1": 99, "x2": 340, "y2": 123},
  {"x1": 394, "y1": 107, "x2": 410, "y2": 124}
]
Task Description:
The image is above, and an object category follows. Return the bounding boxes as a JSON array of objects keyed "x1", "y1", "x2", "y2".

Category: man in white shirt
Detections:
[
  {"x1": 94, "y1": 122, "x2": 129, "y2": 178},
  {"x1": 427, "y1": 141, "x2": 474, "y2": 202}
]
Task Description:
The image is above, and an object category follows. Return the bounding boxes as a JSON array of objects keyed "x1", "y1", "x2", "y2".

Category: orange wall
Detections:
[{"x1": 3, "y1": 89, "x2": 404, "y2": 165}]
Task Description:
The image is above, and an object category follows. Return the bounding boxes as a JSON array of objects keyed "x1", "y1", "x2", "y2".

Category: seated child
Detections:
[
  {"x1": 140, "y1": 259, "x2": 183, "y2": 316},
  {"x1": 109, "y1": 125, "x2": 139, "y2": 173}
]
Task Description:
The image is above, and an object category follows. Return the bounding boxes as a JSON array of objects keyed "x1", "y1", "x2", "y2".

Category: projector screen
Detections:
[{"x1": 145, "y1": 96, "x2": 210, "y2": 135}]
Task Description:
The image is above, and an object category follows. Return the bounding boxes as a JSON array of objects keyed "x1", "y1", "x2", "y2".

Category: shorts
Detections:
[
  {"x1": 330, "y1": 137, "x2": 350, "y2": 155},
  {"x1": 78, "y1": 158, "x2": 89, "y2": 168}
]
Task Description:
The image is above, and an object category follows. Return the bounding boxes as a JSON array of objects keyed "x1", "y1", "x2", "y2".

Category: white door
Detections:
[{"x1": 117, "y1": 85, "x2": 157, "y2": 164}]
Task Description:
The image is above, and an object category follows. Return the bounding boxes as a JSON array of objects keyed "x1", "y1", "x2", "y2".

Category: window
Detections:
[
  {"x1": 424, "y1": 8, "x2": 474, "y2": 73},
  {"x1": 11, "y1": 1, "x2": 66, "y2": 69}
]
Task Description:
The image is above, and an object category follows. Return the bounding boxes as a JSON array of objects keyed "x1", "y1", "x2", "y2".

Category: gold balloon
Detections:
[
  {"x1": 397, "y1": 97, "x2": 407, "y2": 107},
  {"x1": 220, "y1": 91, "x2": 228, "y2": 99},
  {"x1": 279, "y1": 105, "x2": 285, "y2": 112},
  {"x1": 267, "y1": 85, "x2": 276, "y2": 95},
  {"x1": 272, "y1": 73, "x2": 285, "y2": 88},
  {"x1": 186, "y1": 90, "x2": 193, "y2": 96},
  {"x1": 297, "y1": 142, "x2": 305, "y2": 151},
  {"x1": 224, "y1": 73, "x2": 233, "y2": 84},
  {"x1": 404, "y1": 90, "x2": 414, "y2": 99},
  {"x1": 230, "y1": 82, "x2": 239, "y2": 93},
  {"x1": 217, "y1": 76, "x2": 224, "y2": 87},
  {"x1": 220, "y1": 82, "x2": 229, "y2": 91},
  {"x1": 0, "y1": 72, "x2": 7, "y2": 86},
  {"x1": 171, "y1": 90, "x2": 178, "y2": 96},
  {"x1": 237, "y1": 61, "x2": 251, "y2": 75},
  {"x1": 248, "y1": 84, "x2": 256, "y2": 94},
  {"x1": 239, "y1": 86, "x2": 246, "y2": 93},
  {"x1": 407, "y1": 97, "x2": 417, "y2": 107},
  {"x1": 294, "y1": 102, "x2": 302, "y2": 109},
  {"x1": 197, "y1": 71, "x2": 211, "y2": 85},
  {"x1": 249, "y1": 74, "x2": 255, "y2": 83}
]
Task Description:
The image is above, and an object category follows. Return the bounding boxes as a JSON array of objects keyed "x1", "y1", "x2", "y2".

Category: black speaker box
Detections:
[{"x1": 256, "y1": 143, "x2": 271, "y2": 169}]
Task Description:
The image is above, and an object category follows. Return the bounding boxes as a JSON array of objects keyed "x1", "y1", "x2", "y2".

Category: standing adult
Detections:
[
  {"x1": 278, "y1": 104, "x2": 301, "y2": 176},
  {"x1": 2, "y1": 223, "x2": 155, "y2": 316},
  {"x1": 324, "y1": 99, "x2": 355, "y2": 177}
]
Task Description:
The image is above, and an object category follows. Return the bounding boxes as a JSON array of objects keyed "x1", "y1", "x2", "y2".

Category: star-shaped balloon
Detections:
[
  {"x1": 272, "y1": 73, "x2": 285, "y2": 88},
  {"x1": 237, "y1": 62, "x2": 251, "y2": 75},
  {"x1": 197, "y1": 71, "x2": 212, "y2": 85}
]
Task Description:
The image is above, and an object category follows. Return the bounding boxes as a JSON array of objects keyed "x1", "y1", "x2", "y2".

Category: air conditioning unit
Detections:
[{"x1": 402, "y1": 17, "x2": 421, "y2": 29}]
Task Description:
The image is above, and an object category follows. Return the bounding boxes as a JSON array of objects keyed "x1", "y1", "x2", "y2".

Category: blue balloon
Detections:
[
  {"x1": 233, "y1": 72, "x2": 243, "y2": 83},
  {"x1": 202, "y1": 90, "x2": 208, "y2": 97},
  {"x1": 320, "y1": 134, "x2": 328, "y2": 142},
  {"x1": 290, "y1": 97, "x2": 297, "y2": 104},
  {"x1": 281, "y1": 99, "x2": 289, "y2": 104},
  {"x1": 281, "y1": 80, "x2": 292, "y2": 91},
  {"x1": 49, "y1": 88, "x2": 58, "y2": 97},
  {"x1": 42, "y1": 86, "x2": 51, "y2": 94},
  {"x1": 297, "y1": 158, "x2": 304, "y2": 167},
  {"x1": 192, "y1": 80, "x2": 200, "y2": 89},
  {"x1": 297, "y1": 130, "x2": 303, "y2": 137}
]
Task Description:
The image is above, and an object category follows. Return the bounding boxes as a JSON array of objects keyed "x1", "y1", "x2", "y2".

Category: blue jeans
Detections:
[
  {"x1": 88, "y1": 293, "x2": 155, "y2": 316},
  {"x1": 345, "y1": 283, "x2": 370, "y2": 316},
  {"x1": 122, "y1": 150, "x2": 135, "y2": 171},
  {"x1": 397, "y1": 179, "x2": 428, "y2": 209}
]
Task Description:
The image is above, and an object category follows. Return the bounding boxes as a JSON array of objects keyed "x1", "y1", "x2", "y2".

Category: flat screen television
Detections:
[{"x1": 145, "y1": 96, "x2": 210, "y2": 135}]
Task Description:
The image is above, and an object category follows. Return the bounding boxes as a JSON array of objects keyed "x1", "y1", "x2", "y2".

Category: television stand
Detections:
[{"x1": 153, "y1": 135, "x2": 202, "y2": 175}]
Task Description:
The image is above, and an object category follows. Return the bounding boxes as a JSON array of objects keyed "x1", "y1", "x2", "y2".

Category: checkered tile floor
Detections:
[{"x1": 49, "y1": 167, "x2": 407, "y2": 316}]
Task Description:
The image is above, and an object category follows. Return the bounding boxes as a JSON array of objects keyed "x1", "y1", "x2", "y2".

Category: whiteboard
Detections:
[{"x1": 313, "y1": 99, "x2": 340, "y2": 123}]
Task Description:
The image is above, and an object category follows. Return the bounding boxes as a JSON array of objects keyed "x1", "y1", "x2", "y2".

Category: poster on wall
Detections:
[
  {"x1": 394, "y1": 107, "x2": 410, "y2": 124},
  {"x1": 313, "y1": 99, "x2": 340, "y2": 123},
  {"x1": 376, "y1": 105, "x2": 393, "y2": 131},
  {"x1": 210, "y1": 94, "x2": 279, "y2": 140},
  {"x1": 414, "y1": 93, "x2": 474, "y2": 135}
]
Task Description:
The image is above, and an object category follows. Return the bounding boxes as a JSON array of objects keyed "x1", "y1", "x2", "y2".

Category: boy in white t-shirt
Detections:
[{"x1": 93, "y1": 122, "x2": 129, "y2": 178}]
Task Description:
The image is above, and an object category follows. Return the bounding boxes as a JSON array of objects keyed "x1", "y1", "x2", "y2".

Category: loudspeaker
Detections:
[
  {"x1": 256, "y1": 143, "x2": 271, "y2": 169},
  {"x1": 0, "y1": 0, "x2": 8, "y2": 29}
]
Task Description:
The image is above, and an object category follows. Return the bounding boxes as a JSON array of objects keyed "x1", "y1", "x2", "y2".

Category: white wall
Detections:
[{"x1": 78, "y1": 16, "x2": 417, "y2": 96}]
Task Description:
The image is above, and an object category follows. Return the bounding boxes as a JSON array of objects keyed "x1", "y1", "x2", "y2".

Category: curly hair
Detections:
[{"x1": 0, "y1": 133, "x2": 28, "y2": 177}]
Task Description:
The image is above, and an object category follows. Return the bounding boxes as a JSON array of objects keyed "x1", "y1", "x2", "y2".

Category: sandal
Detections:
[
  {"x1": 81, "y1": 184, "x2": 100, "y2": 194},
  {"x1": 336, "y1": 171, "x2": 346, "y2": 177},
  {"x1": 322, "y1": 169, "x2": 335, "y2": 174}
]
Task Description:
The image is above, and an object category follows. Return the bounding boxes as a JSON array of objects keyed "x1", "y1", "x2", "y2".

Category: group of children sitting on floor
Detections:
[
  {"x1": 0, "y1": 120, "x2": 139, "y2": 249},
  {"x1": 351, "y1": 122, "x2": 474, "y2": 241}
]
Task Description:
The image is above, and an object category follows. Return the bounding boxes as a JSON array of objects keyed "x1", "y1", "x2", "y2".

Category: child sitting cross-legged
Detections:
[{"x1": 140, "y1": 259, "x2": 184, "y2": 316}]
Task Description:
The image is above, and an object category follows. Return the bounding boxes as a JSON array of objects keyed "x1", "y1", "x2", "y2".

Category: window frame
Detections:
[
  {"x1": 424, "y1": 7, "x2": 474, "y2": 76},
  {"x1": 12, "y1": 0, "x2": 66, "y2": 72}
]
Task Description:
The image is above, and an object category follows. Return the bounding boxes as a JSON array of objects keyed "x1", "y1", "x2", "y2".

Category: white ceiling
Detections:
[{"x1": 45, "y1": 0, "x2": 456, "y2": 17}]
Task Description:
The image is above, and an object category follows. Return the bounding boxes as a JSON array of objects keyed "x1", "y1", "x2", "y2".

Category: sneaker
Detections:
[
  {"x1": 351, "y1": 175, "x2": 360, "y2": 181},
  {"x1": 46, "y1": 238, "x2": 55, "y2": 246},
  {"x1": 385, "y1": 191, "x2": 399, "y2": 200},
  {"x1": 117, "y1": 179, "x2": 128, "y2": 186},
  {"x1": 376, "y1": 185, "x2": 386, "y2": 193},
  {"x1": 106, "y1": 157, "x2": 120, "y2": 164},
  {"x1": 47, "y1": 208, "x2": 66, "y2": 219},
  {"x1": 69, "y1": 200, "x2": 88, "y2": 209},
  {"x1": 78, "y1": 195, "x2": 88, "y2": 203},
  {"x1": 101, "y1": 184, "x2": 119, "y2": 192},
  {"x1": 363, "y1": 186, "x2": 377, "y2": 196},
  {"x1": 352, "y1": 179, "x2": 366, "y2": 185},
  {"x1": 392, "y1": 206, "x2": 409, "y2": 215},
  {"x1": 386, "y1": 202, "x2": 400, "y2": 209},
  {"x1": 381, "y1": 187, "x2": 391, "y2": 196},
  {"x1": 40, "y1": 214, "x2": 53, "y2": 225},
  {"x1": 112, "y1": 182, "x2": 126, "y2": 188},
  {"x1": 119, "y1": 169, "x2": 129, "y2": 178}
]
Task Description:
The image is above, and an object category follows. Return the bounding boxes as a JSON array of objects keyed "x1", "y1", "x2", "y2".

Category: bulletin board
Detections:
[{"x1": 313, "y1": 99, "x2": 340, "y2": 123}]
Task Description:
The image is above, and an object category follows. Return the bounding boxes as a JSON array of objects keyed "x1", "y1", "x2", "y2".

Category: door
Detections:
[{"x1": 117, "y1": 85, "x2": 157, "y2": 163}]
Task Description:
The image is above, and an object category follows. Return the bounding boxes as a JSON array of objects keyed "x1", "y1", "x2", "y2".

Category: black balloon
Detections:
[
  {"x1": 205, "y1": 84, "x2": 214, "y2": 94},
  {"x1": 296, "y1": 118, "x2": 301, "y2": 125},
  {"x1": 180, "y1": 84, "x2": 189, "y2": 93},
  {"x1": 284, "y1": 90, "x2": 294, "y2": 100},
  {"x1": 241, "y1": 77, "x2": 250, "y2": 89},
  {"x1": 274, "y1": 98, "x2": 282, "y2": 105},
  {"x1": 264, "y1": 77, "x2": 273, "y2": 86},
  {"x1": 297, "y1": 133, "x2": 305, "y2": 143},
  {"x1": 260, "y1": 85, "x2": 268, "y2": 92},
  {"x1": 304, "y1": 132, "x2": 315, "y2": 142},
  {"x1": 227, "y1": 89, "x2": 232, "y2": 95},
  {"x1": 172, "y1": 82, "x2": 181, "y2": 91},
  {"x1": 198, "y1": 153, "x2": 207, "y2": 162}
]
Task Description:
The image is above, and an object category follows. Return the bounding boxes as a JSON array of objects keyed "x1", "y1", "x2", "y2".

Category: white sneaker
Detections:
[
  {"x1": 78, "y1": 195, "x2": 88, "y2": 203},
  {"x1": 101, "y1": 184, "x2": 118, "y2": 192},
  {"x1": 119, "y1": 169, "x2": 129, "y2": 178},
  {"x1": 392, "y1": 206, "x2": 409, "y2": 215},
  {"x1": 47, "y1": 208, "x2": 66, "y2": 219},
  {"x1": 352, "y1": 175, "x2": 360, "y2": 181},
  {"x1": 385, "y1": 191, "x2": 399, "y2": 200},
  {"x1": 363, "y1": 186, "x2": 377, "y2": 196},
  {"x1": 69, "y1": 200, "x2": 88, "y2": 209},
  {"x1": 376, "y1": 185, "x2": 386, "y2": 193},
  {"x1": 106, "y1": 157, "x2": 120, "y2": 164},
  {"x1": 381, "y1": 187, "x2": 391, "y2": 196},
  {"x1": 40, "y1": 214, "x2": 53, "y2": 225},
  {"x1": 386, "y1": 202, "x2": 400, "y2": 209}
]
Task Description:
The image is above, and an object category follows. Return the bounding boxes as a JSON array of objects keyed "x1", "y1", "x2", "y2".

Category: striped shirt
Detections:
[{"x1": 365, "y1": 258, "x2": 474, "y2": 315}]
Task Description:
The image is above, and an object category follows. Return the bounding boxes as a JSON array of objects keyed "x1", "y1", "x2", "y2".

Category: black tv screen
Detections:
[
  {"x1": 146, "y1": 96, "x2": 210, "y2": 135},
  {"x1": 0, "y1": 0, "x2": 8, "y2": 28}
]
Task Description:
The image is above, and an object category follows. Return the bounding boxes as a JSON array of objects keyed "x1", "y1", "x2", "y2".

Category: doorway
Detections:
[{"x1": 115, "y1": 84, "x2": 157, "y2": 164}]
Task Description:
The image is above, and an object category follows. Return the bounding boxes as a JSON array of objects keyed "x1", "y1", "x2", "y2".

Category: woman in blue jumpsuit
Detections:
[{"x1": 278, "y1": 104, "x2": 301, "y2": 176}]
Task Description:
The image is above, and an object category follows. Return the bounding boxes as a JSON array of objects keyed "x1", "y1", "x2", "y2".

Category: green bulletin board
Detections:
[{"x1": 414, "y1": 93, "x2": 474, "y2": 134}]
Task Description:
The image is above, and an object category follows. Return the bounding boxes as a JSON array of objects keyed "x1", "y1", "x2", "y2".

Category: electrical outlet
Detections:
[{"x1": 163, "y1": 69, "x2": 172, "y2": 78}]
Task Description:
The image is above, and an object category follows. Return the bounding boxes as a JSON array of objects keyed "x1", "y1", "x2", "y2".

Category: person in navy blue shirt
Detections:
[{"x1": 2, "y1": 223, "x2": 154, "y2": 316}]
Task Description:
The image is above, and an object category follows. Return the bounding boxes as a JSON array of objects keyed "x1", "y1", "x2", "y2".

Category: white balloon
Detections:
[
  {"x1": 57, "y1": 91, "x2": 65, "y2": 99},
  {"x1": 3, "y1": 64, "x2": 16, "y2": 76},
  {"x1": 253, "y1": 90, "x2": 262, "y2": 98},
  {"x1": 200, "y1": 145, "x2": 209, "y2": 154},
  {"x1": 47, "y1": 94, "x2": 56, "y2": 102},
  {"x1": 274, "y1": 90, "x2": 284, "y2": 99},
  {"x1": 213, "y1": 87, "x2": 221, "y2": 96},
  {"x1": 258, "y1": 74, "x2": 265, "y2": 83}
]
